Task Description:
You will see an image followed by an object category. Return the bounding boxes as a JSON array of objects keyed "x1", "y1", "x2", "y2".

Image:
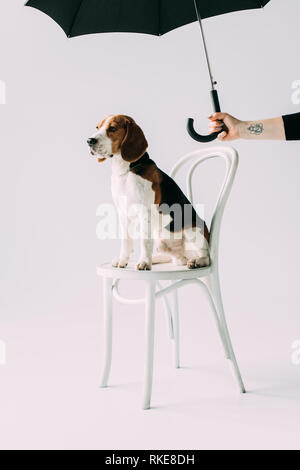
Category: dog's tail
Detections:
[{"x1": 152, "y1": 254, "x2": 172, "y2": 264}]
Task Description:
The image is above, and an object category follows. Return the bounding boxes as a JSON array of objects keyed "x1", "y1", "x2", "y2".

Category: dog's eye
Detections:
[{"x1": 108, "y1": 126, "x2": 117, "y2": 132}]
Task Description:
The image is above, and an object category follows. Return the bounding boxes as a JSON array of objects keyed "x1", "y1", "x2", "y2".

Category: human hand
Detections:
[{"x1": 208, "y1": 112, "x2": 243, "y2": 141}]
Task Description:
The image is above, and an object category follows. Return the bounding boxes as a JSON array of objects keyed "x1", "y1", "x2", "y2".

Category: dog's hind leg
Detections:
[
  {"x1": 183, "y1": 227, "x2": 210, "y2": 269},
  {"x1": 157, "y1": 232, "x2": 187, "y2": 266}
]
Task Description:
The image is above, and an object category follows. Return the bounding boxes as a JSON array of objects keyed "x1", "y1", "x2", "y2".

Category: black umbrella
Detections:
[{"x1": 25, "y1": 0, "x2": 271, "y2": 142}]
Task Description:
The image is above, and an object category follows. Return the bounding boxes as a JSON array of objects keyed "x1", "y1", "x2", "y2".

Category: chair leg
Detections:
[
  {"x1": 210, "y1": 273, "x2": 246, "y2": 394},
  {"x1": 171, "y1": 286, "x2": 180, "y2": 369},
  {"x1": 157, "y1": 281, "x2": 174, "y2": 340},
  {"x1": 142, "y1": 280, "x2": 156, "y2": 410},
  {"x1": 100, "y1": 277, "x2": 113, "y2": 388},
  {"x1": 202, "y1": 276, "x2": 231, "y2": 359}
]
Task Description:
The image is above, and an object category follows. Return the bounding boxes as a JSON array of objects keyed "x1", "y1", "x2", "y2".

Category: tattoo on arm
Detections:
[{"x1": 247, "y1": 122, "x2": 264, "y2": 135}]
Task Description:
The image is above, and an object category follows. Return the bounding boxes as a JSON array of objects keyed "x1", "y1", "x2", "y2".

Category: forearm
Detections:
[
  {"x1": 239, "y1": 117, "x2": 286, "y2": 140},
  {"x1": 209, "y1": 112, "x2": 300, "y2": 141}
]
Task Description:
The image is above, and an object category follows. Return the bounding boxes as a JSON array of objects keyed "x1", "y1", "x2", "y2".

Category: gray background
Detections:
[{"x1": 0, "y1": 0, "x2": 300, "y2": 450}]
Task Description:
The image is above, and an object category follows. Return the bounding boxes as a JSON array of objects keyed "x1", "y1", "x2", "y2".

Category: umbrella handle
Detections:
[{"x1": 187, "y1": 89, "x2": 225, "y2": 142}]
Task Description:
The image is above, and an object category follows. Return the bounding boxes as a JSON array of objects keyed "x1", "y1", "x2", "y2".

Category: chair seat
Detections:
[{"x1": 97, "y1": 261, "x2": 212, "y2": 281}]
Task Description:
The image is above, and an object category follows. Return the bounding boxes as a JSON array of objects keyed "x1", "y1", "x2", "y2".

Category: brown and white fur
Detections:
[{"x1": 88, "y1": 114, "x2": 210, "y2": 271}]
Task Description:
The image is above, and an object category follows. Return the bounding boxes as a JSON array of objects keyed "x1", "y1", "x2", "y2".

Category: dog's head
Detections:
[{"x1": 87, "y1": 115, "x2": 148, "y2": 163}]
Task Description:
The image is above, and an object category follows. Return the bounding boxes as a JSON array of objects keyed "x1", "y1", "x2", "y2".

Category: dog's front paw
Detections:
[
  {"x1": 112, "y1": 258, "x2": 128, "y2": 268},
  {"x1": 136, "y1": 260, "x2": 152, "y2": 271}
]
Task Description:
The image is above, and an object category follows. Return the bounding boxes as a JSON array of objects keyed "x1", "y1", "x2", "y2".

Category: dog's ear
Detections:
[{"x1": 121, "y1": 118, "x2": 148, "y2": 162}]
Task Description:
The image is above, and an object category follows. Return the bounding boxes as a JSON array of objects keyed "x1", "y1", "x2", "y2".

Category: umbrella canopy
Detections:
[
  {"x1": 25, "y1": 0, "x2": 271, "y2": 142},
  {"x1": 26, "y1": 0, "x2": 271, "y2": 38}
]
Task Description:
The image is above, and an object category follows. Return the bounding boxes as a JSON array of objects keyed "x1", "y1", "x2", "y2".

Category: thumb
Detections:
[{"x1": 218, "y1": 131, "x2": 228, "y2": 141}]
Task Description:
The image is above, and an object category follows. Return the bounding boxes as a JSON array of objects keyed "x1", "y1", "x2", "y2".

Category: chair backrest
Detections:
[{"x1": 170, "y1": 146, "x2": 239, "y2": 265}]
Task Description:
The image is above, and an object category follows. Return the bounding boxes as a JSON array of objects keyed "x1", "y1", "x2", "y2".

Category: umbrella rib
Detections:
[{"x1": 67, "y1": 0, "x2": 85, "y2": 37}]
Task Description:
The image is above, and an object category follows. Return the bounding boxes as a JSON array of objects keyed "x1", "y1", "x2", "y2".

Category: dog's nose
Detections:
[{"x1": 87, "y1": 138, "x2": 97, "y2": 146}]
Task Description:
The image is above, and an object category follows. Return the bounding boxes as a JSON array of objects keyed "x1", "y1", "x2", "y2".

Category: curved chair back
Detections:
[{"x1": 170, "y1": 146, "x2": 239, "y2": 265}]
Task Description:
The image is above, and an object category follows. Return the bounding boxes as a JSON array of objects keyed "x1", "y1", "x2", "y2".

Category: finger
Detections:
[
  {"x1": 209, "y1": 112, "x2": 227, "y2": 122},
  {"x1": 218, "y1": 131, "x2": 227, "y2": 141},
  {"x1": 209, "y1": 126, "x2": 223, "y2": 134},
  {"x1": 209, "y1": 123, "x2": 223, "y2": 131}
]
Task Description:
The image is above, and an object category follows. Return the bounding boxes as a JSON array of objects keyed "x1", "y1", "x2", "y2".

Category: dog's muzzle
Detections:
[{"x1": 87, "y1": 138, "x2": 97, "y2": 147}]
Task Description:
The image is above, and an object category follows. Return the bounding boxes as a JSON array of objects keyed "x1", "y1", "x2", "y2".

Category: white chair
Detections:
[{"x1": 97, "y1": 146, "x2": 246, "y2": 409}]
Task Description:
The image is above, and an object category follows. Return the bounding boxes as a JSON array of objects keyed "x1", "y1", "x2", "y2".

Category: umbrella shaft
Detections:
[{"x1": 193, "y1": 0, "x2": 215, "y2": 90}]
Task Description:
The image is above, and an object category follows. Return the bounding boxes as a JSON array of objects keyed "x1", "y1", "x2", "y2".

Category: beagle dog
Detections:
[{"x1": 88, "y1": 114, "x2": 210, "y2": 271}]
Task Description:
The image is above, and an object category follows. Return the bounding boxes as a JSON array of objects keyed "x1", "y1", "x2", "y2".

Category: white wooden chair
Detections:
[{"x1": 97, "y1": 146, "x2": 246, "y2": 409}]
